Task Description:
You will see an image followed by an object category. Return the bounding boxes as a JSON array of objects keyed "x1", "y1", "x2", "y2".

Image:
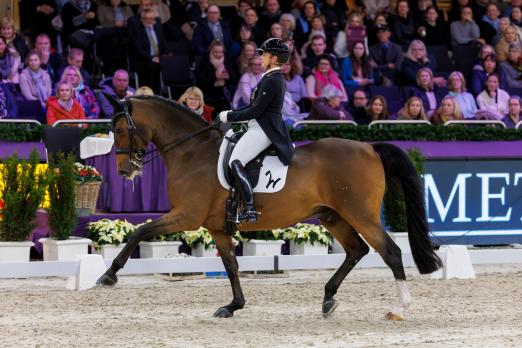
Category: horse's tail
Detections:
[{"x1": 372, "y1": 143, "x2": 442, "y2": 274}]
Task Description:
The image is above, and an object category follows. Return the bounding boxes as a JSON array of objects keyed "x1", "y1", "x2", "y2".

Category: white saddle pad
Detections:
[{"x1": 217, "y1": 130, "x2": 289, "y2": 193}]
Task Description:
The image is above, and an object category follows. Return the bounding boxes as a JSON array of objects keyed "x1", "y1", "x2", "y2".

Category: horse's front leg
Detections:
[
  {"x1": 211, "y1": 231, "x2": 245, "y2": 318},
  {"x1": 97, "y1": 212, "x2": 195, "y2": 286}
]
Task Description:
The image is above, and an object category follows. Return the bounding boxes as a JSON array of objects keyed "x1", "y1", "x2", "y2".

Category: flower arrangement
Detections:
[
  {"x1": 277, "y1": 223, "x2": 332, "y2": 246},
  {"x1": 74, "y1": 163, "x2": 102, "y2": 183},
  {"x1": 242, "y1": 230, "x2": 281, "y2": 241},
  {"x1": 87, "y1": 218, "x2": 135, "y2": 249},
  {"x1": 181, "y1": 227, "x2": 242, "y2": 249}
]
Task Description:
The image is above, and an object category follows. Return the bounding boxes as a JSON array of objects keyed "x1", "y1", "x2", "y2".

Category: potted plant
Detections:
[
  {"x1": 73, "y1": 163, "x2": 102, "y2": 216},
  {"x1": 86, "y1": 219, "x2": 134, "y2": 259},
  {"x1": 40, "y1": 153, "x2": 92, "y2": 261},
  {"x1": 242, "y1": 230, "x2": 285, "y2": 256},
  {"x1": 383, "y1": 149, "x2": 425, "y2": 254},
  {"x1": 0, "y1": 151, "x2": 49, "y2": 262},
  {"x1": 139, "y1": 220, "x2": 183, "y2": 258},
  {"x1": 182, "y1": 227, "x2": 218, "y2": 257},
  {"x1": 280, "y1": 223, "x2": 332, "y2": 255}
]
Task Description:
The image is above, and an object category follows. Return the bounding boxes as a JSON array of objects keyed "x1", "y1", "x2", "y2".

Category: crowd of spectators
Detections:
[{"x1": 0, "y1": 0, "x2": 520, "y2": 129}]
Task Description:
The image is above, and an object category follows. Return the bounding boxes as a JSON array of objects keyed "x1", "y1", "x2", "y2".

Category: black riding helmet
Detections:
[{"x1": 257, "y1": 38, "x2": 290, "y2": 64}]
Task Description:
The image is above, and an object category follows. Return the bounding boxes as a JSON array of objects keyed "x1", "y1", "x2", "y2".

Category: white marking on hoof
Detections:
[{"x1": 387, "y1": 280, "x2": 411, "y2": 320}]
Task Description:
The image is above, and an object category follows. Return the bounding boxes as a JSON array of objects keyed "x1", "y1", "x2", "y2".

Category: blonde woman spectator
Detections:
[
  {"x1": 236, "y1": 41, "x2": 257, "y2": 75},
  {"x1": 431, "y1": 96, "x2": 463, "y2": 124},
  {"x1": 232, "y1": 55, "x2": 263, "y2": 109},
  {"x1": 367, "y1": 95, "x2": 389, "y2": 120},
  {"x1": 19, "y1": 51, "x2": 52, "y2": 108},
  {"x1": 447, "y1": 71, "x2": 477, "y2": 119},
  {"x1": 401, "y1": 40, "x2": 446, "y2": 87},
  {"x1": 305, "y1": 54, "x2": 348, "y2": 101},
  {"x1": 334, "y1": 12, "x2": 368, "y2": 59},
  {"x1": 0, "y1": 17, "x2": 29, "y2": 61},
  {"x1": 0, "y1": 36, "x2": 19, "y2": 85},
  {"x1": 60, "y1": 66, "x2": 100, "y2": 118},
  {"x1": 495, "y1": 25, "x2": 521, "y2": 61},
  {"x1": 46, "y1": 82, "x2": 86, "y2": 125},
  {"x1": 178, "y1": 86, "x2": 214, "y2": 123},
  {"x1": 397, "y1": 96, "x2": 428, "y2": 120},
  {"x1": 476, "y1": 73, "x2": 510, "y2": 120},
  {"x1": 135, "y1": 86, "x2": 154, "y2": 96}
]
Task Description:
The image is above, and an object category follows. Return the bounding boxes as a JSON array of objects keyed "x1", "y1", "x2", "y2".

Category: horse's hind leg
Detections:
[
  {"x1": 320, "y1": 211, "x2": 369, "y2": 318},
  {"x1": 211, "y1": 231, "x2": 245, "y2": 318}
]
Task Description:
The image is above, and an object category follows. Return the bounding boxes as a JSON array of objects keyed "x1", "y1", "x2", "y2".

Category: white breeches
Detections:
[{"x1": 229, "y1": 119, "x2": 272, "y2": 167}]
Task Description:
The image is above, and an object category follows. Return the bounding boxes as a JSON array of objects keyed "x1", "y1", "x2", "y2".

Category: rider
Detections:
[{"x1": 218, "y1": 38, "x2": 294, "y2": 223}]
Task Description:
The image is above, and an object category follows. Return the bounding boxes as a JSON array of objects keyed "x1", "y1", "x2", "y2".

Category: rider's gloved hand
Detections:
[{"x1": 218, "y1": 110, "x2": 232, "y2": 123}]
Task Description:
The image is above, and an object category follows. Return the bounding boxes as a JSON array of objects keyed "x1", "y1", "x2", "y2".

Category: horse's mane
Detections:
[{"x1": 130, "y1": 95, "x2": 209, "y2": 127}]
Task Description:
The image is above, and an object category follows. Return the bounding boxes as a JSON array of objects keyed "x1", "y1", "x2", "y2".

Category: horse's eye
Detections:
[{"x1": 115, "y1": 128, "x2": 124, "y2": 134}]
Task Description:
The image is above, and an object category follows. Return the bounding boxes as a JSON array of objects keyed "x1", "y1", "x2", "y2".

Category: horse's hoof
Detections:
[
  {"x1": 213, "y1": 307, "x2": 233, "y2": 318},
  {"x1": 96, "y1": 273, "x2": 118, "y2": 287},
  {"x1": 322, "y1": 299, "x2": 339, "y2": 318},
  {"x1": 385, "y1": 311, "x2": 404, "y2": 321}
]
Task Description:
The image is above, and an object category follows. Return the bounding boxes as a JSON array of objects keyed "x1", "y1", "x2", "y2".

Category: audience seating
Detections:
[
  {"x1": 43, "y1": 127, "x2": 82, "y2": 162},
  {"x1": 16, "y1": 100, "x2": 45, "y2": 124},
  {"x1": 159, "y1": 55, "x2": 194, "y2": 100},
  {"x1": 369, "y1": 86, "x2": 403, "y2": 114}
]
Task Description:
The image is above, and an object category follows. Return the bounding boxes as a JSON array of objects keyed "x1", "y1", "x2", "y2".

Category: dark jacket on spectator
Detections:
[
  {"x1": 420, "y1": 19, "x2": 450, "y2": 47},
  {"x1": 401, "y1": 54, "x2": 438, "y2": 86},
  {"x1": 369, "y1": 41, "x2": 404, "y2": 75},
  {"x1": 42, "y1": 51, "x2": 63, "y2": 84},
  {"x1": 411, "y1": 86, "x2": 446, "y2": 113},
  {"x1": 321, "y1": 4, "x2": 348, "y2": 43},
  {"x1": 470, "y1": 69, "x2": 505, "y2": 96},
  {"x1": 195, "y1": 55, "x2": 237, "y2": 109},
  {"x1": 391, "y1": 14, "x2": 418, "y2": 50},
  {"x1": 19, "y1": 0, "x2": 57, "y2": 40},
  {"x1": 61, "y1": 1, "x2": 98, "y2": 42},
  {"x1": 499, "y1": 60, "x2": 522, "y2": 89},
  {"x1": 9, "y1": 35, "x2": 30, "y2": 61},
  {"x1": 192, "y1": 19, "x2": 234, "y2": 56},
  {"x1": 308, "y1": 97, "x2": 352, "y2": 120},
  {"x1": 128, "y1": 19, "x2": 166, "y2": 65},
  {"x1": 97, "y1": 77, "x2": 136, "y2": 118}
]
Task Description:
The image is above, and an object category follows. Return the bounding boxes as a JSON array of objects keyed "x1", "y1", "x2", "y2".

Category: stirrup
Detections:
[{"x1": 236, "y1": 209, "x2": 258, "y2": 223}]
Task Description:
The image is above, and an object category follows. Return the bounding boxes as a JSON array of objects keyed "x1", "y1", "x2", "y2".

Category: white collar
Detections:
[{"x1": 262, "y1": 66, "x2": 281, "y2": 77}]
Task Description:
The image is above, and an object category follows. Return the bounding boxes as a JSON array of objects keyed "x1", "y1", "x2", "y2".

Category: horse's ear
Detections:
[{"x1": 103, "y1": 92, "x2": 124, "y2": 116}]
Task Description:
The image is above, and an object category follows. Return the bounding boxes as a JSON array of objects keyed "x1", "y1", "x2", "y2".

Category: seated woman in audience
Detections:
[
  {"x1": 495, "y1": 25, "x2": 521, "y2": 61},
  {"x1": 294, "y1": 1, "x2": 318, "y2": 49},
  {"x1": 397, "y1": 96, "x2": 428, "y2": 120},
  {"x1": 46, "y1": 82, "x2": 85, "y2": 125},
  {"x1": 306, "y1": 54, "x2": 348, "y2": 102},
  {"x1": 473, "y1": 44, "x2": 495, "y2": 70},
  {"x1": 232, "y1": 55, "x2": 263, "y2": 109},
  {"x1": 269, "y1": 22, "x2": 286, "y2": 40},
  {"x1": 418, "y1": 6, "x2": 450, "y2": 47},
  {"x1": 367, "y1": 95, "x2": 389, "y2": 121},
  {"x1": 499, "y1": 43, "x2": 522, "y2": 89},
  {"x1": 401, "y1": 40, "x2": 446, "y2": 87},
  {"x1": 447, "y1": 71, "x2": 477, "y2": 119},
  {"x1": 412, "y1": 67, "x2": 445, "y2": 117},
  {"x1": 1, "y1": 17, "x2": 29, "y2": 61},
  {"x1": 279, "y1": 13, "x2": 296, "y2": 41},
  {"x1": 282, "y1": 91, "x2": 307, "y2": 126},
  {"x1": 340, "y1": 41, "x2": 375, "y2": 88},
  {"x1": 19, "y1": 51, "x2": 52, "y2": 108},
  {"x1": 431, "y1": 95, "x2": 463, "y2": 124},
  {"x1": 60, "y1": 66, "x2": 100, "y2": 119},
  {"x1": 510, "y1": 6, "x2": 522, "y2": 38},
  {"x1": 0, "y1": 36, "x2": 20, "y2": 85},
  {"x1": 96, "y1": 0, "x2": 133, "y2": 28},
  {"x1": 475, "y1": 73, "x2": 510, "y2": 120},
  {"x1": 470, "y1": 53, "x2": 500, "y2": 96},
  {"x1": 502, "y1": 96, "x2": 521, "y2": 128},
  {"x1": 282, "y1": 61, "x2": 308, "y2": 108},
  {"x1": 178, "y1": 86, "x2": 214, "y2": 123},
  {"x1": 308, "y1": 84, "x2": 352, "y2": 120},
  {"x1": 0, "y1": 81, "x2": 17, "y2": 118},
  {"x1": 334, "y1": 12, "x2": 367, "y2": 59},
  {"x1": 236, "y1": 41, "x2": 257, "y2": 76}
]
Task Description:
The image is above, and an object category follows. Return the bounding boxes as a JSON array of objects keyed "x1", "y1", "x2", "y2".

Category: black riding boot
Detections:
[{"x1": 230, "y1": 160, "x2": 258, "y2": 222}]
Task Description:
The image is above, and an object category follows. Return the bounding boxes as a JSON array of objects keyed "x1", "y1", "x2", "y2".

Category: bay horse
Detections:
[{"x1": 97, "y1": 95, "x2": 442, "y2": 320}]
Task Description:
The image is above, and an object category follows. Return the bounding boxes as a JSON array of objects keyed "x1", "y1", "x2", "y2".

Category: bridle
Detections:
[{"x1": 111, "y1": 98, "x2": 220, "y2": 170}]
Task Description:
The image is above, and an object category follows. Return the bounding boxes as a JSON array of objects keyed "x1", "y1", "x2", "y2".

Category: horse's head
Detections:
[{"x1": 105, "y1": 94, "x2": 150, "y2": 180}]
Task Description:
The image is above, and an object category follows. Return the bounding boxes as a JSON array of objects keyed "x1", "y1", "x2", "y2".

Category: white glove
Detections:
[{"x1": 218, "y1": 110, "x2": 231, "y2": 123}]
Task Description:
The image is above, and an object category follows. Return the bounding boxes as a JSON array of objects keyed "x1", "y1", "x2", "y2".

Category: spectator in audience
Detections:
[
  {"x1": 495, "y1": 25, "x2": 521, "y2": 61},
  {"x1": 348, "y1": 88, "x2": 371, "y2": 124},
  {"x1": 46, "y1": 82, "x2": 86, "y2": 125},
  {"x1": 471, "y1": 53, "x2": 500, "y2": 95},
  {"x1": 0, "y1": 36, "x2": 20, "y2": 85},
  {"x1": 499, "y1": 43, "x2": 522, "y2": 89},
  {"x1": 1, "y1": 17, "x2": 29, "y2": 61},
  {"x1": 491, "y1": 17, "x2": 512, "y2": 47},
  {"x1": 302, "y1": 35, "x2": 335, "y2": 76},
  {"x1": 510, "y1": 6, "x2": 522, "y2": 38},
  {"x1": 128, "y1": 8, "x2": 166, "y2": 94},
  {"x1": 368, "y1": 12, "x2": 389, "y2": 46},
  {"x1": 187, "y1": 0, "x2": 209, "y2": 24},
  {"x1": 306, "y1": 54, "x2": 347, "y2": 101},
  {"x1": 19, "y1": 0, "x2": 57, "y2": 42},
  {"x1": 135, "y1": 86, "x2": 154, "y2": 96},
  {"x1": 473, "y1": 43, "x2": 495, "y2": 69},
  {"x1": 236, "y1": 41, "x2": 257, "y2": 75},
  {"x1": 294, "y1": 1, "x2": 318, "y2": 49},
  {"x1": 447, "y1": 71, "x2": 477, "y2": 119},
  {"x1": 0, "y1": 81, "x2": 17, "y2": 118},
  {"x1": 128, "y1": 0, "x2": 160, "y2": 32},
  {"x1": 504, "y1": 0, "x2": 522, "y2": 17},
  {"x1": 411, "y1": 67, "x2": 445, "y2": 117},
  {"x1": 472, "y1": 0, "x2": 489, "y2": 21},
  {"x1": 418, "y1": 6, "x2": 450, "y2": 47},
  {"x1": 307, "y1": 15, "x2": 327, "y2": 44},
  {"x1": 282, "y1": 90, "x2": 306, "y2": 126},
  {"x1": 192, "y1": 4, "x2": 234, "y2": 57},
  {"x1": 282, "y1": 61, "x2": 308, "y2": 109},
  {"x1": 476, "y1": 73, "x2": 510, "y2": 119},
  {"x1": 478, "y1": 2, "x2": 501, "y2": 44},
  {"x1": 34, "y1": 34, "x2": 62, "y2": 84},
  {"x1": 279, "y1": 13, "x2": 296, "y2": 40},
  {"x1": 392, "y1": 0, "x2": 419, "y2": 51},
  {"x1": 285, "y1": 38, "x2": 304, "y2": 76},
  {"x1": 369, "y1": 24, "x2": 403, "y2": 86},
  {"x1": 195, "y1": 39, "x2": 236, "y2": 114},
  {"x1": 61, "y1": 0, "x2": 98, "y2": 48},
  {"x1": 502, "y1": 95, "x2": 521, "y2": 128},
  {"x1": 308, "y1": 84, "x2": 352, "y2": 120},
  {"x1": 397, "y1": 96, "x2": 428, "y2": 120},
  {"x1": 334, "y1": 12, "x2": 367, "y2": 59},
  {"x1": 269, "y1": 22, "x2": 285, "y2": 40},
  {"x1": 448, "y1": 0, "x2": 472, "y2": 23},
  {"x1": 401, "y1": 39, "x2": 445, "y2": 87},
  {"x1": 56, "y1": 48, "x2": 91, "y2": 87},
  {"x1": 340, "y1": 41, "x2": 375, "y2": 88},
  {"x1": 365, "y1": 1, "x2": 390, "y2": 21},
  {"x1": 321, "y1": 0, "x2": 348, "y2": 41},
  {"x1": 450, "y1": 6, "x2": 483, "y2": 47},
  {"x1": 259, "y1": 0, "x2": 282, "y2": 32},
  {"x1": 19, "y1": 51, "x2": 52, "y2": 108},
  {"x1": 232, "y1": 55, "x2": 263, "y2": 108},
  {"x1": 431, "y1": 95, "x2": 463, "y2": 124},
  {"x1": 60, "y1": 66, "x2": 100, "y2": 119},
  {"x1": 97, "y1": 0, "x2": 133, "y2": 28},
  {"x1": 98, "y1": 69, "x2": 135, "y2": 118},
  {"x1": 367, "y1": 95, "x2": 389, "y2": 120},
  {"x1": 229, "y1": 0, "x2": 253, "y2": 35},
  {"x1": 178, "y1": 86, "x2": 214, "y2": 123},
  {"x1": 243, "y1": 8, "x2": 266, "y2": 46},
  {"x1": 153, "y1": 0, "x2": 171, "y2": 24}
]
